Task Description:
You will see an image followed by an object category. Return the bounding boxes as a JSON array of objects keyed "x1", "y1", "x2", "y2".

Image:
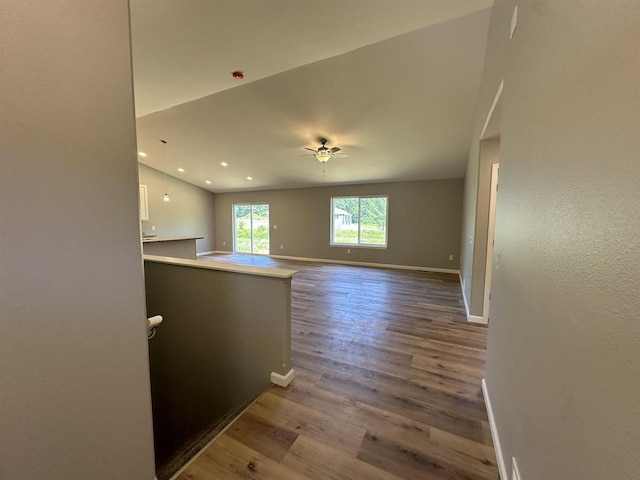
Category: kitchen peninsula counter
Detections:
[{"x1": 142, "y1": 236, "x2": 203, "y2": 259}]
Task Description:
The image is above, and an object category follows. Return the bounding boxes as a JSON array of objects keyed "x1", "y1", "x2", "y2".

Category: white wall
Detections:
[
  {"x1": 0, "y1": 2, "x2": 155, "y2": 478},
  {"x1": 467, "y1": 1, "x2": 640, "y2": 478}
]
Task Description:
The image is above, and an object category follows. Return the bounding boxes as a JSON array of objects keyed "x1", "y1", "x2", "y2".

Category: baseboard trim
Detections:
[
  {"x1": 198, "y1": 250, "x2": 233, "y2": 256},
  {"x1": 270, "y1": 368, "x2": 295, "y2": 387},
  {"x1": 196, "y1": 250, "x2": 215, "y2": 256},
  {"x1": 468, "y1": 315, "x2": 486, "y2": 324},
  {"x1": 482, "y1": 378, "x2": 508, "y2": 480},
  {"x1": 269, "y1": 254, "x2": 459, "y2": 275},
  {"x1": 458, "y1": 273, "x2": 488, "y2": 324},
  {"x1": 459, "y1": 272, "x2": 470, "y2": 315}
]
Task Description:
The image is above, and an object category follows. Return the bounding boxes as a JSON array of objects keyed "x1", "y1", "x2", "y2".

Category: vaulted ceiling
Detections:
[{"x1": 131, "y1": 1, "x2": 493, "y2": 192}]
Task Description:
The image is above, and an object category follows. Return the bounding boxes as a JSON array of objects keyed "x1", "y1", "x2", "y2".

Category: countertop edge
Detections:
[
  {"x1": 143, "y1": 254, "x2": 297, "y2": 279},
  {"x1": 142, "y1": 236, "x2": 204, "y2": 243}
]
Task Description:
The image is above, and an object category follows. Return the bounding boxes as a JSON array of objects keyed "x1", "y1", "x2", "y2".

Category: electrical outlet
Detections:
[
  {"x1": 273, "y1": 224, "x2": 277, "y2": 229},
  {"x1": 280, "y1": 245, "x2": 283, "y2": 250},
  {"x1": 223, "y1": 241, "x2": 226, "y2": 246},
  {"x1": 151, "y1": 225, "x2": 156, "y2": 231},
  {"x1": 449, "y1": 254, "x2": 454, "y2": 261}
]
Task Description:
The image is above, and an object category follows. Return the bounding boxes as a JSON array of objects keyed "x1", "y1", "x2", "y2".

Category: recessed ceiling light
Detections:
[
  {"x1": 138, "y1": 151, "x2": 147, "y2": 157},
  {"x1": 178, "y1": 168, "x2": 184, "y2": 172},
  {"x1": 220, "y1": 162, "x2": 228, "y2": 167},
  {"x1": 206, "y1": 180, "x2": 211, "y2": 185},
  {"x1": 246, "y1": 176, "x2": 253, "y2": 181}
]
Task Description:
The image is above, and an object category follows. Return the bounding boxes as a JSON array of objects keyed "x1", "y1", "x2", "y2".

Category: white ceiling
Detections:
[{"x1": 131, "y1": 1, "x2": 493, "y2": 192}]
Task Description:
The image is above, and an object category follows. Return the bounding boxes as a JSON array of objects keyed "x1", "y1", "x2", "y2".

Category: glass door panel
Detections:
[
  {"x1": 251, "y1": 204, "x2": 269, "y2": 254},
  {"x1": 233, "y1": 203, "x2": 269, "y2": 254},
  {"x1": 233, "y1": 204, "x2": 251, "y2": 253}
]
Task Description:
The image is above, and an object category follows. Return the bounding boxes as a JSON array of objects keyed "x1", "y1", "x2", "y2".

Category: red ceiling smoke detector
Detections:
[{"x1": 232, "y1": 71, "x2": 244, "y2": 80}]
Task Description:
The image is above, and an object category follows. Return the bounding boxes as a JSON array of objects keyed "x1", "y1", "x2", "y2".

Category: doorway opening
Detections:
[
  {"x1": 478, "y1": 80, "x2": 502, "y2": 324},
  {"x1": 483, "y1": 163, "x2": 499, "y2": 322},
  {"x1": 233, "y1": 203, "x2": 270, "y2": 254}
]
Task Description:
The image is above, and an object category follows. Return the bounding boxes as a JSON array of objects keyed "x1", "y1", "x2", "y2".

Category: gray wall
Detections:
[
  {"x1": 144, "y1": 259, "x2": 292, "y2": 472},
  {"x1": 215, "y1": 179, "x2": 463, "y2": 270},
  {"x1": 139, "y1": 163, "x2": 216, "y2": 253},
  {"x1": 0, "y1": 2, "x2": 155, "y2": 479},
  {"x1": 465, "y1": 1, "x2": 640, "y2": 478}
]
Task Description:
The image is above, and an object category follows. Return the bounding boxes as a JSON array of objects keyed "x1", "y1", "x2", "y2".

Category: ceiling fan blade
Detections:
[
  {"x1": 304, "y1": 147, "x2": 318, "y2": 153},
  {"x1": 299, "y1": 154, "x2": 317, "y2": 157},
  {"x1": 330, "y1": 147, "x2": 341, "y2": 153}
]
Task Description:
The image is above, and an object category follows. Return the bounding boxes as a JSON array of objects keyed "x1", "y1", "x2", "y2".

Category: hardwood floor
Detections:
[{"x1": 177, "y1": 255, "x2": 498, "y2": 480}]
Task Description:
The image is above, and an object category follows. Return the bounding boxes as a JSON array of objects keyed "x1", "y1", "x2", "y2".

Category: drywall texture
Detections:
[
  {"x1": 0, "y1": 2, "x2": 155, "y2": 479},
  {"x1": 215, "y1": 179, "x2": 463, "y2": 270},
  {"x1": 469, "y1": 139, "x2": 500, "y2": 315},
  {"x1": 139, "y1": 163, "x2": 216, "y2": 253},
  {"x1": 144, "y1": 259, "x2": 292, "y2": 471},
  {"x1": 471, "y1": 1, "x2": 640, "y2": 479}
]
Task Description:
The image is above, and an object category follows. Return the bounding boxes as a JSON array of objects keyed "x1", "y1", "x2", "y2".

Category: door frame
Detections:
[{"x1": 483, "y1": 163, "x2": 499, "y2": 323}]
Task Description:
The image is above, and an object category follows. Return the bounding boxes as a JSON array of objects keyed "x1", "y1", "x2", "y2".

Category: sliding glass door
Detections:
[{"x1": 233, "y1": 203, "x2": 269, "y2": 254}]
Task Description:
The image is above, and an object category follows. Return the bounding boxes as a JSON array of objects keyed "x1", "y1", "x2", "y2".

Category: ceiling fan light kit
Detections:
[
  {"x1": 315, "y1": 150, "x2": 332, "y2": 163},
  {"x1": 303, "y1": 137, "x2": 343, "y2": 164}
]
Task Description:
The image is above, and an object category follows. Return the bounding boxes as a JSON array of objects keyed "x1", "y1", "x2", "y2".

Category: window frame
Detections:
[{"x1": 329, "y1": 195, "x2": 389, "y2": 249}]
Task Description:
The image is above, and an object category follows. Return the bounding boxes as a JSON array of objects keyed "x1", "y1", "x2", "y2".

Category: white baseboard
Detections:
[
  {"x1": 269, "y1": 254, "x2": 459, "y2": 275},
  {"x1": 270, "y1": 368, "x2": 295, "y2": 387},
  {"x1": 482, "y1": 378, "x2": 508, "y2": 480},
  {"x1": 198, "y1": 250, "x2": 233, "y2": 256},
  {"x1": 512, "y1": 457, "x2": 522, "y2": 480},
  {"x1": 459, "y1": 273, "x2": 488, "y2": 324},
  {"x1": 468, "y1": 315, "x2": 486, "y2": 324},
  {"x1": 459, "y1": 272, "x2": 470, "y2": 315}
]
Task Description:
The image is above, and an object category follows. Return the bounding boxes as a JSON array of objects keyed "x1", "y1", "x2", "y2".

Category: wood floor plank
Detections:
[
  {"x1": 282, "y1": 435, "x2": 404, "y2": 480},
  {"x1": 250, "y1": 391, "x2": 367, "y2": 457},
  {"x1": 357, "y1": 430, "x2": 489, "y2": 480},
  {"x1": 178, "y1": 254, "x2": 499, "y2": 480},
  {"x1": 317, "y1": 369, "x2": 490, "y2": 444},
  {"x1": 352, "y1": 401, "x2": 497, "y2": 478},
  {"x1": 177, "y1": 435, "x2": 306, "y2": 480},
  {"x1": 224, "y1": 411, "x2": 299, "y2": 462}
]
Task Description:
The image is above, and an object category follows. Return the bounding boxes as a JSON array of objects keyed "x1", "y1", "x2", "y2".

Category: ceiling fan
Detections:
[{"x1": 301, "y1": 137, "x2": 347, "y2": 163}]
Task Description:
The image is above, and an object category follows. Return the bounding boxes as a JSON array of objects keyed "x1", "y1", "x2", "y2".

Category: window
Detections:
[{"x1": 331, "y1": 196, "x2": 388, "y2": 247}]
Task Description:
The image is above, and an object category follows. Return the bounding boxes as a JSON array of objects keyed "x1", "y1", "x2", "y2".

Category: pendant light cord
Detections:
[{"x1": 161, "y1": 139, "x2": 167, "y2": 194}]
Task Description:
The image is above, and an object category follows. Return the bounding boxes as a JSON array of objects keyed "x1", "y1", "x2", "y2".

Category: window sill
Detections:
[{"x1": 330, "y1": 244, "x2": 388, "y2": 250}]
